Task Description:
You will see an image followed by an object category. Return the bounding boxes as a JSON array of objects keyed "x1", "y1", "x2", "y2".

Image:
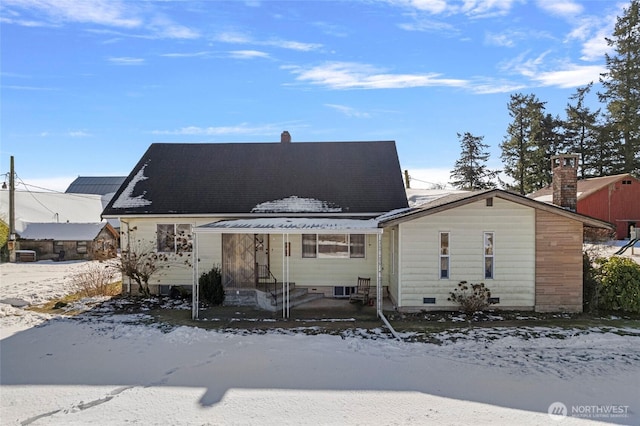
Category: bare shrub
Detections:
[
  {"x1": 447, "y1": 281, "x2": 493, "y2": 315},
  {"x1": 72, "y1": 263, "x2": 121, "y2": 297}
]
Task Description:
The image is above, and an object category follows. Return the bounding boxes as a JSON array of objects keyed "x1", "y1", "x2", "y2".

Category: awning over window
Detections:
[{"x1": 194, "y1": 218, "x2": 383, "y2": 235}]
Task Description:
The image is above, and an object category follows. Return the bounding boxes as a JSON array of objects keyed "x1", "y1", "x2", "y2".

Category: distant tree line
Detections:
[{"x1": 450, "y1": 0, "x2": 640, "y2": 194}]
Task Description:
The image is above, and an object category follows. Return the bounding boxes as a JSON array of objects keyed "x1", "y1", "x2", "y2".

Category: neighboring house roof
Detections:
[
  {"x1": 405, "y1": 188, "x2": 470, "y2": 208},
  {"x1": 18, "y1": 222, "x2": 116, "y2": 241},
  {"x1": 0, "y1": 190, "x2": 106, "y2": 234},
  {"x1": 102, "y1": 141, "x2": 409, "y2": 216},
  {"x1": 380, "y1": 189, "x2": 614, "y2": 230},
  {"x1": 529, "y1": 173, "x2": 638, "y2": 202},
  {"x1": 65, "y1": 176, "x2": 127, "y2": 196}
]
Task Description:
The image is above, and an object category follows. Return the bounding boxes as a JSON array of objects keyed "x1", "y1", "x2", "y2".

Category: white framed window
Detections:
[
  {"x1": 302, "y1": 234, "x2": 365, "y2": 259},
  {"x1": 157, "y1": 224, "x2": 193, "y2": 253},
  {"x1": 439, "y1": 232, "x2": 449, "y2": 279},
  {"x1": 484, "y1": 232, "x2": 494, "y2": 279}
]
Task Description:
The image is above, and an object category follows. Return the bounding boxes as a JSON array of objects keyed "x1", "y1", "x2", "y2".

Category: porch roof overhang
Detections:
[{"x1": 193, "y1": 218, "x2": 383, "y2": 235}]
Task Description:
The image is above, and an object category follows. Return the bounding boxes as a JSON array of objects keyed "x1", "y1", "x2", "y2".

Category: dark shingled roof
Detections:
[
  {"x1": 66, "y1": 176, "x2": 127, "y2": 195},
  {"x1": 102, "y1": 141, "x2": 408, "y2": 216}
]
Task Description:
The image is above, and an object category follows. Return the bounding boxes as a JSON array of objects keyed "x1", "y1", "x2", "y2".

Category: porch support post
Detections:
[
  {"x1": 286, "y1": 233, "x2": 290, "y2": 318},
  {"x1": 282, "y1": 234, "x2": 286, "y2": 319},
  {"x1": 376, "y1": 232, "x2": 382, "y2": 318},
  {"x1": 192, "y1": 231, "x2": 200, "y2": 320}
]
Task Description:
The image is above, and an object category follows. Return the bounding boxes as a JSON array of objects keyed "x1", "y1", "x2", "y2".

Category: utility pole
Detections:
[
  {"x1": 404, "y1": 170, "x2": 410, "y2": 189},
  {"x1": 9, "y1": 155, "x2": 15, "y2": 239}
]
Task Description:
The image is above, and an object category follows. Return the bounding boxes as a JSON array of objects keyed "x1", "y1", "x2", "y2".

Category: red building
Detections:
[{"x1": 531, "y1": 172, "x2": 640, "y2": 240}]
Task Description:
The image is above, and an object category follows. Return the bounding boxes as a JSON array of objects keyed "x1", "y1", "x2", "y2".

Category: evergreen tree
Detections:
[
  {"x1": 450, "y1": 132, "x2": 499, "y2": 190},
  {"x1": 563, "y1": 84, "x2": 602, "y2": 178},
  {"x1": 500, "y1": 93, "x2": 546, "y2": 194},
  {"x1": 531, "y1": 113, "x2": 564, "y2": 189},
  {"x1": 599, "y1": 0, "x2": 640, "y2": 175}
]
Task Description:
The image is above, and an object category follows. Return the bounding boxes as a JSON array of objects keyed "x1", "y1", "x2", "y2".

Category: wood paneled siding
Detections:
[
  {"x1": 397, "y1": 198, "x2": 536, "y2": 311},
  {"x1": 535, "y1": 210, "x2": 583, "y2": 312}
]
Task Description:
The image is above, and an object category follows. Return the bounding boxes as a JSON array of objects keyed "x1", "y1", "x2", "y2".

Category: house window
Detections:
[
  {"x1": 350, "y1": 234, "x2": 365, "y2": 258},
  {"x1": 302, "y1": 234, "x2": 365, "y2": 259},
  {"x1": 76, "y1": 241, "x2": 87, "y2": 254},
  {"x1": 302, "y1": 234, "x2": 317, "y2": 258},
  {"x1": 157, "y1": 224, "x2": 192, "y2": 253},
  {"x1": 484, "y1": 232, "x2": 494, "y2": 279},
  {"x1": 486, "y1": 197, "x2": 493, "y2": 207},
  {"x1": 440, "y1": 232, "x2": 449, "y2": 279},
  {"x1": 622, "y1": 180, "x2": 632, "y2": 185}
]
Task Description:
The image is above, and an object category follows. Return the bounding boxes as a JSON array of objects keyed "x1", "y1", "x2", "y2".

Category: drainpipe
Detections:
[
  {"x1": 192, "y1": 230, "x2": 200, "y2": 320},
  {"x1": 376, "y1": 231, "x2": 401, "y2": 341}
]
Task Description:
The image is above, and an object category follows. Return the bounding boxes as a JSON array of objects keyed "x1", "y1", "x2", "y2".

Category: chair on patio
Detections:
[{"x1": 349, "y1": 277, "x2": 371, "y2": 305}]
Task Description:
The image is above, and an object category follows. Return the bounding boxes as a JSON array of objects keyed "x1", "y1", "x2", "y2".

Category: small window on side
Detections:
[{"x1": 486, "y1": 197, "x2": 493, "y2": 207}]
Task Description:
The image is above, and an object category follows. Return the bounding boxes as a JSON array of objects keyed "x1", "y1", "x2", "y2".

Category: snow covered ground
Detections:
[{"x1": 1, "y1": 248, "x2": 639, "y2": 425}]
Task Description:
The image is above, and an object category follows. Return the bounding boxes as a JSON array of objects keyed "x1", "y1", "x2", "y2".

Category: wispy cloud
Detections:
[
  {"x1": 500, "y1": 52, "x2": 605, "y2": 88},
  {"x1": 68, "y1": 130, "x2": 92, "y2": 138},
  {"x1": 284, "y1": 62, "x2": 468, "y2": 90},
  {"x1": 531, "y1": 64, "x2": 606, "y2": 88},
  {"x1": 397, "y1": 16, "x2": 458, "y2": 34},
  {"x1": 214, "y1": 31, "x2": 322, "y2": 52},
  {"x1": 2, "y1": 0, "x2": 199, "y2": 39},
  {"x1": 108, "y1": 57, "x2": 145, "y2": 65},
  {"x1": 160, "y1": 51, "x2": 211, "y2": 58},
  {"x1": 2, "y1": 85, "x2": 58, "y2": 91},
  {"x1": 385, "y1": 0, "x2": 517, "y2": 18},
  {"x1": 536, "y1": 0, "x2": 583, "y2": 18},
  {"x1": 151, "y1": 123, "x2": 284, "y2": 136},
  {"x1": 228, "y1": 50, "x2": 270, "y2": 59},
  {"x1": 325, "y1": 104, "x2": 371, "y2": 118},
  {"x1": 2, "y1": 0, "x2": 141, "y2": 28}
]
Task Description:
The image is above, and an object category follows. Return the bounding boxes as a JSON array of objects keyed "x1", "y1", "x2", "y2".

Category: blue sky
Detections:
[{"x1": 0, "y1": 0, "x2": 627, "y2": 191}]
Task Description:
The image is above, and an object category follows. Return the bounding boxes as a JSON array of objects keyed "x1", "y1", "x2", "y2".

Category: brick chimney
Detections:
[
  {"x1": 551, "y1": 154, "x2": 579, "y2": 211},
  {"x1": 280, "y1": 131, "x2": 291, "y2": 144}
]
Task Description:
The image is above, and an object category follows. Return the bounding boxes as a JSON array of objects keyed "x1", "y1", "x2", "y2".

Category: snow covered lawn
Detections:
[{"x1": 1, "y1": 258, "x2": 639, "y2": 425}]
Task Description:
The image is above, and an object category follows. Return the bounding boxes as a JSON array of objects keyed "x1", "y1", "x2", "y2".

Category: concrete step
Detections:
[{"x1": 273, "y1": 292, "x2": 325, "y2": 310}]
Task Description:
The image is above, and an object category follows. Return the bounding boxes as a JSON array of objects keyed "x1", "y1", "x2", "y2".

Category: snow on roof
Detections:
[
  {"x1": 406, "y1": 188, "x2": 469, "y2": 207},
  {"x1": 0, "y1": 190, "x2": 105, "y2": 233},
  {"x1": 19, "y1": 222, "x2": 109, "y2": 241},
  {"x1": 111, "y1": 163, "x2": 152, "y2": 208},
  {"x1": 195, "y1": 218, "x2": 382, "y2": 234},
  {"x1": 251, "y1": 196, "x2": 342, "y2": 213}
]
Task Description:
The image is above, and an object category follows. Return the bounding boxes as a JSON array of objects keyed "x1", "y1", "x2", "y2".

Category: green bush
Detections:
[
  {"x1": 596, "y1": 256, "x2": 640, "y2": 313},
  {"x1": 199, "y1": 265, "x2": 224, "y2": 306},
  {"x1": 583, "y1": 252, "x2": 600, "y2": 313}
]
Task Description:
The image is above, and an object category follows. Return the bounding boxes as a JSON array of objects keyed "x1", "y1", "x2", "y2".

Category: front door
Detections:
[{"x1": 222, "y1": 234, "x2": 256, "y2": 289}]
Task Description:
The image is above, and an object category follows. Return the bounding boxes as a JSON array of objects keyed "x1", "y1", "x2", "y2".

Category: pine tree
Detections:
[
  {"x1": 450, "y1": 132, "x2": 499, "y2": 190},
  {"x1": 599, "y1": 0, "x2": 640, "y2": 175},
  {"x1": 531, "y1": 113, "x2": 564, "y2": 189},
  {"x1": 563, "y1": 84, "x2": 602, "y2": 178},
  {"x1": 500, "y1": 93, "x2": 546, "y2": 194}
]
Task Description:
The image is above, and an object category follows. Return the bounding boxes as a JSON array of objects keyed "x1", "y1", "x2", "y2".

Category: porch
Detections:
[
  {"x1": 192, "y1": 295, "x2": 396, "y2": 328},
  {"x1": 192, "y1": 217, "x2": 385, "y2": 320}
]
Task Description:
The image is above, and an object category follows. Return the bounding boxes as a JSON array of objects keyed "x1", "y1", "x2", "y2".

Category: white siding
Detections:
[
  {"x1": 268, "y1": 234, "x2": 381, "y2": 291},
  {"x1": 120, "y1": 218, "x2": 386, "y2": 295},
  {"x1": 397, "y1": 197, "x2": 536, "y2": 310},
  {"x1": 120, "y1": 218, "x2": 224, "y2": 291}
]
